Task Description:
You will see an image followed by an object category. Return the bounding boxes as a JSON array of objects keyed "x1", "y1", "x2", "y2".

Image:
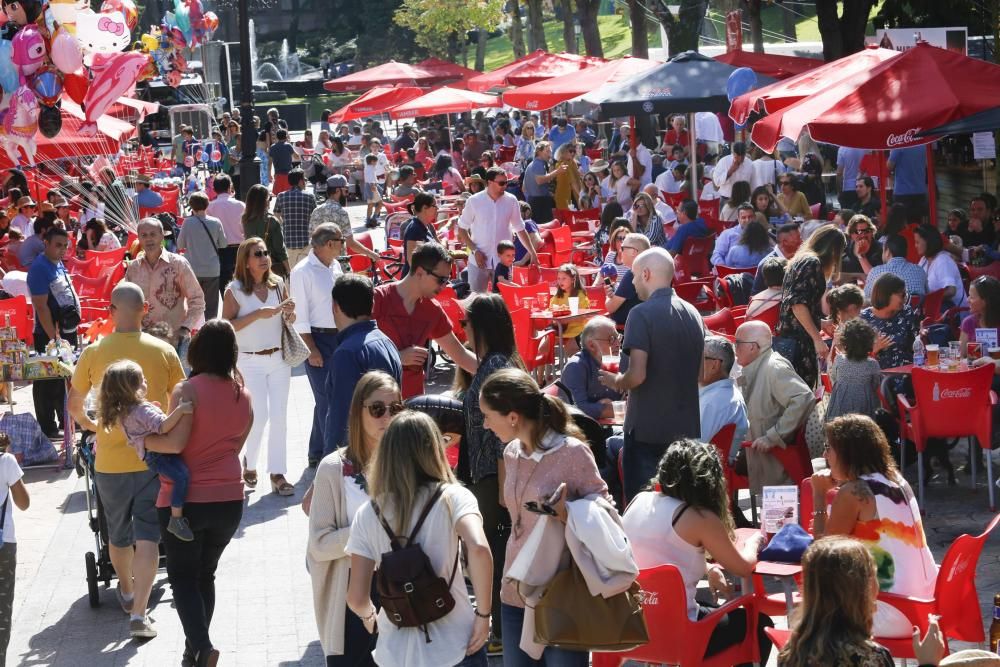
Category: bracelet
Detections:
[
  {"x1": 473, "y1": 607, "x2": 491, "y2": 619},
  {"x1": 812, "y1": 509, "x2": 826, "y2": 517},
  {"x1": 361, "y1": 608, "x2": 377, "y2": 623}
]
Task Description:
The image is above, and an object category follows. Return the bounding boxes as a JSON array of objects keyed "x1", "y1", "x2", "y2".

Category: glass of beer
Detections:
[
  {"x1": 612, "y1": 400, "x2": 626, "y2": 423},
  {"x1": 926, "y1": 344, "x2": 940, "y2": 367}
]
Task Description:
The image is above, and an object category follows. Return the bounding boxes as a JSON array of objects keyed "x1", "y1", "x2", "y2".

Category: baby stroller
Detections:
[{"x1": 75, "y1": 432, "x2": 167, "y2": 608}]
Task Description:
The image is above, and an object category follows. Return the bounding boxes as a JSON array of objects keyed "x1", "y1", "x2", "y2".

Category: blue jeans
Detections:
[
  {"x1": 304, "y1": 330, "x2": 339, "y2": 462},
  {"x1": 621, "y1": 431, "x2": 669, "y2": 504},
  {"x1": 454, "y1": 646, "x2": 487, "y2": 667},
  {"x1": 500, "y1": 603, "x2": 589, "y2": 667},
  {"x1": 146, "y1": 452, "x2": 190, "y2": 509}
]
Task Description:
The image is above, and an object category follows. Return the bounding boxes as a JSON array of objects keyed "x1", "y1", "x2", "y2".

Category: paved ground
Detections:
[{"x1": 5, "y1": 201, "x2": 1000, "y2": 666}]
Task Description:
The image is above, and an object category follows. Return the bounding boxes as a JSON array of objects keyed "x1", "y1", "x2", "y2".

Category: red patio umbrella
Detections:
[
  {"x1": 324, "y1": 60, "x2": 438, "y2": 93},
  {"x1": 387, "y1": 87, "x2": 501, "y2": 120},
  {"x1": 415, "y1": 57, "x2": 480, "y2": 84},
  {"x1": 0, "y1": 101, "x2": 135, "y2": 168},
  {"x1": 503, "y1": 56, "x2": 659, "y2": 111},
  {"x1": 328, "y1": 85, "x2": 427, "y2": 123},
  {"x1": 729, "y1": 46, "x2": 899, "y2": 126},
  {"x1": 713, "y1": 50, "x2": 821, "y2": 80},
  {"x1": 466, "y1": 50, "x2": 600, "y2": 92}
]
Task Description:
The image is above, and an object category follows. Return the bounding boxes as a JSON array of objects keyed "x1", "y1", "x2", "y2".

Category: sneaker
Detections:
[
  {"x1": 129, "y1": 616, "x2": 157, "y2": 639},
  {"x1": 168, "y1": 516, "x2": 195, "y2": 542},
  {"x1": 115, "y1": 584, "x2": 133, "y2": 614}
]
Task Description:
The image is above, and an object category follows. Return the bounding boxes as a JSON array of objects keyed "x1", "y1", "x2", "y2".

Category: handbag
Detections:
[
  {"x1": 532, "y1": 560, "x2": 649, "y2": 652},
  {"x1": 274, "y1": 285, "x2": 310, "y2": 367},
  {"x1": 759, "y1": 522, "x2": 814, "y2": 564}
]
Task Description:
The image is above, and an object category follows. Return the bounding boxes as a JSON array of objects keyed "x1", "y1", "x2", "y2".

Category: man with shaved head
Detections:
[
  {"x1": 599, "y1": 247, "x2": 705, "y2": 502},
  {"x1": 733, "y1": 320, "x2": 815, "y2": 496},
  {"x1": 69, "y1": 281, "x2": 185, "y2": 639}
]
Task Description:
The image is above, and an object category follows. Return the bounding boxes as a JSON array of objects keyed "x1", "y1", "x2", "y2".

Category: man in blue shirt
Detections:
[
  {"x1": 546, "y1": 116, "x2": 576, "y2": 152},
  {"x1": 324, "y1": 274, "x2": 402, "y2": 455},
  {"x1": 888, "y1": 145, "x2": 928, "y2": 221},
  {"x1": 522, "y1": 141, "x2": 565, "y2": 224},
  {"x1": 666, "y1": 200, "x2": 710, "y2": 255},
  {"x1": 269, "y1": 128, "x2": 296, "y2": 194},
  {"x1": 131, "y1": 174, "x2": 163, "y2": 215},
  {"x1": 836, "y1": 146, "x2": 868, "y2": 209},
  {"x1": 699, "y1": 335, "x2": 748, "y2": 465},
  {"x1": 561, "y1": 316, "x2": 624, "y2": 420}
]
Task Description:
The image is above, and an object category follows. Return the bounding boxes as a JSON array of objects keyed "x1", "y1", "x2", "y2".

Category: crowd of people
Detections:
[{"x1": 0, "y1": 101, "x2": 998, "y2": 667}]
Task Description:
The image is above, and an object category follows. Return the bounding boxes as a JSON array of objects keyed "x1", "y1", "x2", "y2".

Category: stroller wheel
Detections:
[{"x1": 85, "y1": 552, "x2": 100, "y2": 608}]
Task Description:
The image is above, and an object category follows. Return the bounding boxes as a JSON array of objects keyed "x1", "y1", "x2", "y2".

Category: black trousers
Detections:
[
  {"x1": 469, "y1": 474, "x2": 509, "y2": 638},
  {"x1": 158, "y1": 500, "x2": 243, "y2": 653},
  {"x1": 219, "y1": 246, "x2": 239, "y2": 299},
  {"x1": 32, "y1": 329, "x2": 76, "y2": 434},
  {"x1": 698, "y1": 606, "x2": 774, "y2": 665}
]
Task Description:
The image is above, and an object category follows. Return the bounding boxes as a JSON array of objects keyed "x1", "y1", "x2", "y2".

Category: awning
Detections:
[
  {"x1": 503, "y1": 56, "x2": 660, "y2": 111},
  {"x1": 324, "y1": 61, "x2": 439, "y2": 93},
  {"x1": 328, "y1": 86, "x2": 427, "y2": 123},
  {"x1": 465, "y1": 50, "x2": 601, "y2": 92},
  {"x1": 387, "y1": 87, "x2": 501, "y2": 120},
  {"x1": 713, "y1": 50, "x2": 822, "y2": 80}
]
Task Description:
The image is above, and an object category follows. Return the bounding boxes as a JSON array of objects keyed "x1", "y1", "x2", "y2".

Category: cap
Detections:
[
  {"x1": 326, "y1": 174, "x2": 348, "y2": 189},
  {"x1": 940, "y1": 650, "x2": 1000, "y2": 667}
]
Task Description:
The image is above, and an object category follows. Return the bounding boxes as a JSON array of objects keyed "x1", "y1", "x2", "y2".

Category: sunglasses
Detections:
[
  {"x1": 253, "y1": 249, "x2": 270, "y2": 258},
  {"x1": 493, "y1": 180, "x2": 508, "y2": 186},
  {"x1": 365, "y1": 401, "x2": 404, "y2": 418},
  {"x1": 853, "y1": 227, "x2": 872, "y2": 235},
  {"x1": 426, "y1": 270, "x2": 450, "y2": 285}
]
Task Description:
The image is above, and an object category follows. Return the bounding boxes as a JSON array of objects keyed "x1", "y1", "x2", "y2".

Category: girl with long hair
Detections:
[
  {"x1": 515, "y1": 121, "x2": 536, "y2": 167},
  {"x1": 552, "y1": 142, "x2": 582, "y2": 210},
  {"x1": 600, "y1": 220, "x2": 634, "y2": 281},
  {"x1": 622, "y1": 439, "x2": 772, "y2": 663},
  {"x1": 346, "y1": 411, "x2": 493, "y2": 667},
  {"x1": 916, "y1": 224, "x2": 968, "y2": 309},
  {"x1": 480, "y1": 368, "x2": 609, "y2": 667},
  {"x1": 959, "y1": 275, "x2": 1000, "y2": 354},
  {"x1": 549, "y1": 263, "x2": 590, "y2": 353},
  {"x1": 630, "y1": 191, "x2": 666, "y2": 249},
  {"x1": 751, "y1": 185, "x2": 789, "y2": 225},
  {"x1": 432, "y1": 154, "x2": 465, "y2": 195},
  {"x1": 609, "y1": 160, "x2": 633, "y2": 210},
  {"x1": 241, "y1": 184, "x2": 290, "y2": 276}
]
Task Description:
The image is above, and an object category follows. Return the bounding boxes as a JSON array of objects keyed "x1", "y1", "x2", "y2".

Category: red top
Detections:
[
  {"x1": 156, "y1": 374, "x2": 251, "y2": 507},
  {"x1": 372, "y1": 283, "x2": 452, "y2": 399}
]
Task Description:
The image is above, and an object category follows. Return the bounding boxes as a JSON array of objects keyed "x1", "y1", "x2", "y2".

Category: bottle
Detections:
[
  {"x1": 913, "y1": 337, "x2": 925, "y2": 367},
  {"x1": 991, "y1": 592, "x2": 1000, "y2": 653}
]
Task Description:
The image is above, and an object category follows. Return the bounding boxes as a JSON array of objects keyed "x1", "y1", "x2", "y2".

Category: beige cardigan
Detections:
[{"x1": 307, "y1": 450, "x2": 356, "y2": 657}]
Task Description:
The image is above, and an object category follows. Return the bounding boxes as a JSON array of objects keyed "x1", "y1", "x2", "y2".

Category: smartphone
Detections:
[
  {"x1": 603, "y1": 277, "x2": 612, "y2": 287},
  {"x1": 523, "y1": 501, "x2": 557, "y2": 516}
]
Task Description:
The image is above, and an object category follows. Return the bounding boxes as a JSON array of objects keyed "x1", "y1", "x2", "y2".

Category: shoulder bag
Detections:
[{"x1": 274, "y1": 283, "x2": 310, "y2": 367}]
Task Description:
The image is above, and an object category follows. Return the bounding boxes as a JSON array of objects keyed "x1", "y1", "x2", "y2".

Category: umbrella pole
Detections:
[
  {"x1": 878, "y1": 150, "x2": 888, "y2": 226},
  {"x1": 689, "y1": 112, "x2": 698, "y2": 202},
  {"x1": 926, "y1": 143, "x2": 937, "y2": 228}
]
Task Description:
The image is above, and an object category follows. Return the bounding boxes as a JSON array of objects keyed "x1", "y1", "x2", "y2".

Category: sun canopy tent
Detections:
[
  {"x1": 713, "y1": 50, "x2": 822, "y2": 80},
  {"x1": 581, "y1": 51, "x2": 775, "y2": 117},
  {"x1": 323, "y1": 61, "x2": 441, "y2": 93},
  {"x1": 466, "y1": 50, "x2": 600, "y2": 92},
  {"x1": 746, "y1": 43, "x2": 1000, "y2": 152},
  {"x1": 328, "y1": 86, "x2": 427, "y2": 123},
  {"x1": 918, "y1": 105, "x2": 1000, "y2": 137},
  {"x1": 387, "y1": 87, "x2": 502, "y2": 120},
  {"x1": 503, "y1": 56, "x2": 660, "y2": 111}
]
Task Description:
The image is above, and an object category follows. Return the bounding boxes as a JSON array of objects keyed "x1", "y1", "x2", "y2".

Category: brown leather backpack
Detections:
[{"x1": 371, "y1": 485, "x2": 458, "y2": 643}]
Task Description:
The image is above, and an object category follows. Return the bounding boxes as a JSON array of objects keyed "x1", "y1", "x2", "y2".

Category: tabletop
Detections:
[{"x1": 531, "y1": 308, "x2": 603, "y2": 324}]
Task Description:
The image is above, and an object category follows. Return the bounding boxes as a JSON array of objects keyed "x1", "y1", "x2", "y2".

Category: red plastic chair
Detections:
[
  {"x1": 585, "y1": 147, "x2": 604, "y2": 161},
  {"x1": 897, "y1": 364, "x2": 996, "y2": 511},
  {"x1": 62, "y1": 255, "x2": 99, "y2": 278},
  {"x1": 680, "y1": 234, "x2": 715, "y2": 278},
  {"x1": 509, "y1": 265, "x2": 541, "y2": 287},
  {"x1": 663, "y1": 192, "x2": 686, "y2": 209},
  {"x1": 84, "y1": 247, "x2": 128, "y2": 274},
  {"x1": 591, "y1": 564, "x2": 760, "y2": 667},
  {"x1": 433, "y1": 286, "x2": 467, "y2": 344},
  {"x1": 0, "y1": 295, "x2": 33, "y2": 345},
  {"x1": 919, "y1": 287, "x2": 947, "y2": 320},
  {"x1": 537, "y1": 265, "x2": 561, "y2": 284},
  {"x1": 552, "y1": 208, "x2": 574, "y2": 226},
  {"x1": 809, "y1": 203, "x2": 821, "y2": 219},
  {"x1": 510, "y1": 307, "x2": 555, "y2": 379},
  {"x1": 547, "y1": 225, "x2": 574, "y2": 266},
  {"x1": 698, "y1": 199, "x2": 720, "y2": 225},
  {"x1": 703, "y1": 307, "x2": 737, "y2": 335},
  {"x1": 674, "y1": 280, "x2": 718, "y2": 314},
  {"x1": 747, "y1": 303, "x2": 780, "y2": 332},
  {"x1": 497, "y1": 282, "x2": 545, "y2": 311},
  {"x1": 585, "y1": 285, "x2": 606, "y2": 311},
  {"x1": 715, "y1": 264, "x2": 758, "y2": 279}
]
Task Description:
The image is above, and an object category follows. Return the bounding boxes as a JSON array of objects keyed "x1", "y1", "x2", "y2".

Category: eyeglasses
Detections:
[
  {"x1": 852, "y1": 227, "x2": 872, "y2": 235},
  {"x1": 365, "y1": 401, "x2": 404, "y2": 418},
  {"x1": 703, "y1": 356, "x2": 723, "y2": 362},
  {"x1": 426, "y1": 269, "x2": 450, "y2": 285},
  {"x1": 329, "y1": 238, "x2": 344, "y2": 244},
  {"x1": 734, "y1": 340, "x2": 759, "y2": 348},
  {"x1": 493, "y1": 180, "x2": 508, "y2": 186},
  {"x1": 779, "y1": 180, "x2": 792, "y2": 185},
  {"x1": 620, "y1": 245, "x2": 641, "y2": 253},
  {"x1": 632, "y1": 203, "x2": 646, "y2": 209},
  {"x1": 252, "y1": 249, "x2": 270, "y2": 258}
]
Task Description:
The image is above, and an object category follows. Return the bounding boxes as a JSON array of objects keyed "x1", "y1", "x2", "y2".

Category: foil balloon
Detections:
[
  {"x1": 0, "y1": 41, "x2": 19, "y2": 94},
  {"x1": 50, "y1": 27, "x2": 83, "y2": 74},
  {"x1": 183, "y1": 155, "x2": 193, "y2": 168},
  {"x1": 37, "y1": 103, "x2": 62, "y2": 138},
  {"x1": 0, "y1": 85, "x2": 39, "y2": 166},
  {"x1": 76, "y1": 9, "x2": 131, "y2": 64},
  {"x1": 11, "y1": 25, "x2": 47, "y2": 81},
  {"x1": 80, "y1": 51, "x2": 147, "y2": 135},
  {"x1": 100, "y1": 0, "x2": 137, "y2": 32},
  {"x1": 201, "y1": 11, "x2": 218, "y2": 34},
  {"x1": 172, "y1": 0, "x2": 193, "y2": 44},
  {"x1": 30, "y1": 67, "x2": 62, "y2": 106},
  {"x1": 211, "y1": 149, "x2": 221, "y2": 162},
  {"x1": 63, "y1": 69, "x2": 88, "y2": 104},
  {"x1": 199, "y1": 151, "x2": 208, "y2": 163},
  {"x1": 48, "y1": 0, "x2": 87, "y2": 35}
]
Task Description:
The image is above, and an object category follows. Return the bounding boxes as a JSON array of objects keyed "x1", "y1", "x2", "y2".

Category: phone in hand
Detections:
[{"x1": 603, "y1": 277, "x2": 612, "y2": 287}]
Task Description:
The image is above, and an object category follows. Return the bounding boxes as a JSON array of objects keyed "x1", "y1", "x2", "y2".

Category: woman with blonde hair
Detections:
[
  {"x1": 307, "y1": 371, "x2": 402, "y2": 666},
  {"x1": 630, "y1": 190, "x2": 667, "y2": 249},
  {"x1": 552, "y1": 142, "x2": 583, "y2": 210},
  {"x1": 221, "y1": 237, "x2": 296, "y2": 496},
  {"x1": 346, "y1": 411, "x2": 493, "y2": 667},
  {"x1": 514, "y1": 121, "x2": 536, "y2": 167}
]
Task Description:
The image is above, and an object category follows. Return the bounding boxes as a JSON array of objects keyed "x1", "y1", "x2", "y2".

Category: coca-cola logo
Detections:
[
  {"x1": 526, "y1": 101, "x2": 539, "y2": 110},
  {"x1": 640, "y1": 589, "x2": 658, "y2": 606},
  {"x1": 886, "y1": 128, "x2": 921, "y2": 147},
  {"x1": 940, "y1": 387, "x2": 972, "y2": 399}
]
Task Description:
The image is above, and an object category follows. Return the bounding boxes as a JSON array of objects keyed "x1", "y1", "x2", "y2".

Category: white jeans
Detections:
[
  {"x1": 237, "y1": 351, "x2": 291, "y2": 475},
  {"x1": 466, "y1": 262, "x2": 492, "y2": 294}
]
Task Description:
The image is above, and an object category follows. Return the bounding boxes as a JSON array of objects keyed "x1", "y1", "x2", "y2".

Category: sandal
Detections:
[
  {"x1": 270, "y1": 474, "x2": 294, "y2": 496},
  {"x1": 242, "y1": 457, "x2": 257, "y2": 488}
]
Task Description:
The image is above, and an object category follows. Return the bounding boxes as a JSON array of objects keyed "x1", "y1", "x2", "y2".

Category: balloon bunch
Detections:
[{"x1": 137, "y1": 0, "x2": 218, "y2": 88}]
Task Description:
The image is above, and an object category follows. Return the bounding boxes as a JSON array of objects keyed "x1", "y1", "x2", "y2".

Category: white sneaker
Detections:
[{"x1": 129, "y1": 616, "x2": 157, "y2": 639}]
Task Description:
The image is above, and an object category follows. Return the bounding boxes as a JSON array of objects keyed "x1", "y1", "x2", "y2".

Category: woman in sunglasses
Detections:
[
  {"x1": 306, "y1": 371, "x2": 401, "y2": 667},
  {"x1": 222, "y1": 237, "x2": 297, "y2": 496},
  {"x1": 630, "y1": 191, "x2": 667, "y2": 249},
  {"x1": 241, "y1": 184, "x2": 290, "y2": 277}
]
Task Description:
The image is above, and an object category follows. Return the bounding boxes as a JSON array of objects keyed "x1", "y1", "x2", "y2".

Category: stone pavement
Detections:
[{"x1": 5, "y1": 200, "x2": 1000, "y2": 666}]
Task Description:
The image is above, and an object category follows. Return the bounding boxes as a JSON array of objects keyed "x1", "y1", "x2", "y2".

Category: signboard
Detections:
[
  {"x1": 972, "y1": 132, "x2": 997, "y2": 161},
  {"x1": 975, "y1": 328, "x2": 998, "y2": 350},
  {"x1": 761, "y1": 485, "x2": 798, "y2": 535},
  {"x1": 869, "y1": 27, "x2": 968, "y2": 55}
]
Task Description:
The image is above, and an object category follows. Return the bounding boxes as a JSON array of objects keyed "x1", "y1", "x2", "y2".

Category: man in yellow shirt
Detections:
[{"x1": 69, "y1": 282, "x2": 185, "y2": 639}]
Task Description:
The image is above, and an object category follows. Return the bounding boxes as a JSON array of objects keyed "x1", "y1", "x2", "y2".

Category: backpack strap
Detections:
[
  {"x1": 408, "y1": 484, "x2": 444, "y2": 543},
  {"x1": 370, "y1": 499, "x2": 404, "y2": 551}
]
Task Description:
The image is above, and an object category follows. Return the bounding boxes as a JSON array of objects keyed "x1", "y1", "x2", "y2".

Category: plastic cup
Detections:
[
  {"x1": 612, "y1": 400, "x2": 626, "y2": 423},
  {"x1": 949, "y1": 341, "x2": 961, "y2": 359},
  {"x1": 601, "y1": 355, "x2": 620, "y2": 372},
  {"x1": 926, "y1": 344, "x2": 940, "y2": 366},
  {"x1": 568, "y1": 296, "x2": 580, "y2": 314}
]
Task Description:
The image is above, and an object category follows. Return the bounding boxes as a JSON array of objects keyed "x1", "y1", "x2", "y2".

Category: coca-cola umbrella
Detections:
[
  {"x1": 465, "y1": 50, "x2": 599, "y2": 92},
  {"x1": 387, "y1": 87, "x2": 502, "y2": 120},
  {"x1": 324, "y1": 61, "x2": 439, "y2": 93},
  {"x1": 328, "y1": 86, "x2": 428, "y2": 123},
  {"x1": 503, "y1": 56, "x2": 660, "y2": 112},
  {"x1": 729, "y1": 46, "x2": 899, "y2": 126},
  {"x1": 713, "y1": 50, "x2": 822, "y2": 81},
  {"x1": 414, "y1": 57, "x2": 480, "y2": 88}
]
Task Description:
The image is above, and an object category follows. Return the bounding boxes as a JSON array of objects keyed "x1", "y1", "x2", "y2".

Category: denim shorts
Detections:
[{"x1": 94, "y1": 469, "x2": 161, "y2": 547}]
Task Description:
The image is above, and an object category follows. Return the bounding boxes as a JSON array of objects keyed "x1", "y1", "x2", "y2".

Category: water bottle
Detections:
[{"x1": 913, "y1": 337, "x2": 925, "y2": 367}]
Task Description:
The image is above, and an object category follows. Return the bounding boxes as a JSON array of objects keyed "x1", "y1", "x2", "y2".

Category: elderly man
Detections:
[
  {"x1": 562, "y1": 316, "x2": 623, "y2": 420},
  {"x1": 124, "y1": 217, "x2": 205, "y2": 355},
  {"x1": 700, "y1": 335, "x2": 749, "y2": 464},
  {"x1": 599, "y1": 247, "x2": 705, "y2": 501},
  {"x1": 310, "y1": 175, "x2": 380, "y2": 263},
  {"x1": 274, "y1": 168, "x2": 317, "y2": 270},
  {"x1": 69, "y1": 282, "x2": 186, "y2": 639},
  {"x1": 290, "y1": 224, "x2": 345, "y2": 467},
  {"x1": 734, "y1": 320, "x2": 815, "y2": 495},
  {"x1": 712, "y1": 141, "x2": 753, "y2": 204}
]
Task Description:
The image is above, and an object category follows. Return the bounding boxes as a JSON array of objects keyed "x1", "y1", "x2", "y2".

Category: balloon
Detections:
[
  {"x1": 50, "y1": 27, "x2": 84, "y2": 74},
  {"x1": 0, "y1": 41, "x2": 19, "y2": 94},
  {"x1": 201, "y1": 11, "x2": 218, "y2": 34},
  {"x1": 48, "y1": 0, "x2": 88, "y2": 35},
  {"x1": 726, "y1": 67, "x2": 758, "y2": 102},
  {"x1": 172, "y1": 0, "x2": 192, "y2": 44},
  {"x1": 75, "y1": 9, "x2": 131, "y2": 63},
  {"x1": 30, "y1": 68, "x2": 62, "y2": 106},
  {"x1": 199, "y1": 151, "x2": 208, "y2": 162},
  {"x1": 63, "y1": 69, "x2": 88, "y2": 104},
  {"x1": 38, "y1": 103, "x2": 62, "y2": 138},
  {"x1": 100, "y1": 0, "x2": 137, "y2": 32},
  {"x1": 0, "y1": 85, "x2": 39, "y2": 166},
  {"x1": 211, "y1": 149, "x2": 221, "y2": 162},
  {"x1": 184, "y1": 155, "x2": 193, "y2": 168},
  {"x1": 80, "y1": 51, "x2": 148, "y2": 135},
  {"x1": 139, "y1": 32, "x2": 159, "y2": 52},
  {"x1": 11, "y1": 25, "x2": 46, "y2": 79}
]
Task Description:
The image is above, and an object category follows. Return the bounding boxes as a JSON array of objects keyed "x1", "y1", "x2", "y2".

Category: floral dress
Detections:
[
  {"x1": 777, "y1": 254, "x2": 826, "y2": 389},
  {"x1": 860, "y1": 305, "x2": 919, "y2": 399}
]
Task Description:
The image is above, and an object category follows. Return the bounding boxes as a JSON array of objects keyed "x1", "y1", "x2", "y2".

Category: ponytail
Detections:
[
  {"x1": 480, "y1": 368, "x2": 583, "y2": 449},
  {"x1": 533, "y1": 393, "x2": 584, "y2": 450}
]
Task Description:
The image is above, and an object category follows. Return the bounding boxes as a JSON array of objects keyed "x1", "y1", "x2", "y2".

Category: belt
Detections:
[
  {"x1": 243, "y1": 347, "x2": 279, "y2": 356},
  {"x1": 311, "y1": 327, "x2": 337, "y2": 334}
]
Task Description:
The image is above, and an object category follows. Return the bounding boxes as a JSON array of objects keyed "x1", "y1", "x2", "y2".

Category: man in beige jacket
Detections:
[{"x1": 734, "y1": 321, "x2": 815, "y2": 495}]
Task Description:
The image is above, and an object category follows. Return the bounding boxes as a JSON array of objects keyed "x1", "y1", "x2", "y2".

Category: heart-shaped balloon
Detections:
[
  {"x1": 63, "y1": 70, "x2": 89, "y2": 105},
  {"x1": 211, "y1": 149, "x2": 221, "y2": 162},
  {"x1": 184, "y1": 155, "x2": 193, "y2": 168}
]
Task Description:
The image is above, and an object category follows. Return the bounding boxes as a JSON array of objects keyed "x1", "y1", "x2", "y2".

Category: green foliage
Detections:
[
  {"x1": 326, "y1": 0, "x2": 425, "y2": 65},
  {"x1": 874, "y1": 0, "x2": 995, "y2": 38},
  {"x1": 394, "y1": 0, "x2": 507, "y2": 56}
]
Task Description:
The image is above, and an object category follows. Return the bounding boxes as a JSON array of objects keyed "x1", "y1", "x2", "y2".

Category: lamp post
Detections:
[{"x1": 237, "y1": 0, "x2": 260, "y2": 198}]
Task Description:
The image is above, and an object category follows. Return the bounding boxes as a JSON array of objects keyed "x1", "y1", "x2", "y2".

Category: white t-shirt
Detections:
[
  {"x1": 343, "y1": 475, "x2": 368, "y2": 524},
  {"x1": 364, "y1": 163, "x2": 377, "y2": 186},
  {"x1": 750, "y1": 158, "x2": 786, "y2": 191},
  {"x1": 0, "y1": 452, "x2": 23, "y2": 543},
  {"x1": 627, "y1": 144, "x2": 654, "y2": 188},
  {"x1": 920, "y1": 253, "x2": 968, "y2": 307},
  {"x1": 346, "y1": 484, "x2": 481, "y2": 667}
]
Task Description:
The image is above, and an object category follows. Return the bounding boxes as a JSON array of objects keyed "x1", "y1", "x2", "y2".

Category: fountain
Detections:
[
  {"x1": 277, "y1": 39, "x2": 301, "y2": 79},
  {"x1": 249, "y1": 18, "x2": 259, "y2": 85}
]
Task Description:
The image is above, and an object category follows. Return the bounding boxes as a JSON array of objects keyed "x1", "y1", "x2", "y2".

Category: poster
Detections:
[
  {"x1": 869, "y1": 27, "x2": 968, "y2": 55},
  {"x1": 972, "y1": 133, "x2": 997, "y2": 161},
  {"x1": 975, "y1": 328, "x2": 998, "y2": 350},
  {"x1": 761, "y1": 485, "x2": 798, "y2": 535}
]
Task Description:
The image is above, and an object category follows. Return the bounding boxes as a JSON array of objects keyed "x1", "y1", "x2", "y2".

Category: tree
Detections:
[
  {"x1": 559, "y1": 0, "x2": 577, "y2": 54},
  {"x1": 577, "y1": 0, "x2": 604, "y2": 57},
  {"x1": 327, "y1": 0, "x2": 423, "y2": 65},
  {"x1": 741, "y1": 0, "x2": 764, "y2": 53},
  {"x1": 649, "y1": 0, "x2": 708, "y2": 57},
  {"x1": 526, "y1": 0, "x2": 547, "y2": 52},
  {"x1": 394, "y1": 0, "x2": 506, "y2": 60},
  {"x1": 628, "y1": 0, "x2": 649, "y2": 57},
  {"x1": 815, "y1": 0, "x2": 877, "y2": 61},
  {"x1": 509, "y1": 0, "x2": 527, "y2": 59},
  {"x1": 782, "y1": 1, "x2": 798, "y2": 41}
]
